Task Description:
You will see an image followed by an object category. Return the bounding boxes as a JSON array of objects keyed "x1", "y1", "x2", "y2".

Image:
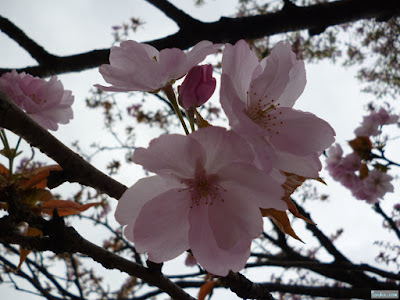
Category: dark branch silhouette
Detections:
[{"x1": 0, "y1": 0, "x2": 399, "y2": 77}]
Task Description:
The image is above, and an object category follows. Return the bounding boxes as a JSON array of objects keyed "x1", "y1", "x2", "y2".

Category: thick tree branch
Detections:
[
  {"x1": 219, "y1": 271, "x2": 275, "y2": 300},
  {"x1": 0, "y1": 90, "x2": 127, "y2": 200},
  {"x1": 0, "y1": 16, "x2": 58, "y2": 65},
  {"x1": 145, "y1": 0, "x2": 201, "y2": 28},
  {"x1": 1, "y1": 0, "x2": 399, "y2": 77}
]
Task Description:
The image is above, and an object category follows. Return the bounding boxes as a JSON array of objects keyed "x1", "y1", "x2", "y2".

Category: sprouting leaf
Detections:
[
  {"x1": 17, "y1": 226, "x2": 43, "y2": 270},
  {"x1": 349, "y1": 136, "x2": 372, "y2": 158},
  {"x1": 261, "y1": 208, "x2": 304, "y2": 242},
  {"x1": 19, "y1": 165, "x2": 62, "y2": 190},
  {"x1": 0, "y1": 163, "x2": 9, "y2": 178},
  {"x1": 38, "y1": 200, "x2": 102, "y2": 217},
  {"x1": 281, "y1": 172, "x2": 317, "y2": 224},
  {"x1": 198, "y1": 280, "x2": 216, "y2": 300}
]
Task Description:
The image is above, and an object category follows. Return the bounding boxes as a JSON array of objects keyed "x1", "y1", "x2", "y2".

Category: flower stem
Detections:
[
  {"x1": 186, "y1": 109, "x2": 196, "y2": 133},
  {"x1": 163, "y1": 85, "x2": 189, "y2": 135}
]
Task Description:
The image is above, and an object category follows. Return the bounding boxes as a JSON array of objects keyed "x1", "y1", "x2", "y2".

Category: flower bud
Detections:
[{"x1": 178, "y1": 64, "x2": 216, "y2": 110}]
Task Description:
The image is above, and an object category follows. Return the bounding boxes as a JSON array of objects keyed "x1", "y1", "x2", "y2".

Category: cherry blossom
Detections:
[
  {"x1": 355, "y1": 108, "x2": 399, "y2": 137},
  {"x1": 95, "y1": 40, "x2": 220, "y2": 93},
  {"x1": 325, "y1": 144, "x2": 394, "y2": 202},
  {"x1": 0, "y1": 70, "x2": 74, "y2": 131},
  {"x1": 352, "y1": 170, "x2": 394, "y2": 204},
  {"x1": 115, "y1": 126, "x2": 285, "y2": 276},
  {"x1": 178, "y1": 64, "x2": 216, "y2": 110},
  {"x1": 220, "y1": 40, "x2": 335, "y2": 178}
]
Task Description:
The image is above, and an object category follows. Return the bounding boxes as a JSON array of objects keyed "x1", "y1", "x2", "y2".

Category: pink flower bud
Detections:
[{"x1": 178, "y1": 64, "x2": 216, "y2": 110}]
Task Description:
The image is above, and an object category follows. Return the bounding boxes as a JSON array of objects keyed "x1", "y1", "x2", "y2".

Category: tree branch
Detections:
[
  {"x1": 374, "y1": 203, "x2": 400, "y2": 240},
  {"x1": 1, "y1": 0, "x2": 399, "y2": 77},
  {"x1": 0, "y1": 187, "x2": 195, "y2": 300},
  {"x1": 219, "y1": 271, "x2": 275, "y2": 300},
  {"x1": 0, "y1": 90, "x2": 127, "y2": 200},
  {"x1": 0, "y1": 15, "x2": 57, "y2": 65},
  {"x1": 144, "y1": 0, "x2": 201, "y2": 28}
]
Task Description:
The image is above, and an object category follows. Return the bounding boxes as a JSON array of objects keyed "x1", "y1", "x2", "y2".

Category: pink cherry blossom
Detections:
[
  {"x1": 115, "y1": 126, "x2": 285, "y2": 276},
  {"x1": 178, "y1": 64, "x2": 216, "y2": 110},
  {"x1": 220, "y1": 40, "x2": 335, "y2": 178},
  {"x1": 351, "y1": 170, "x2": 394, "y2": 204},
  {"x1": 0, "y1": 70, "x2": 74, "y2": 131},
  {"x1": 95, "y1": 40, "x2": 220, "y2": 93},
  {"x1": 354, "y1": 108, "x2": 399, "y2": 137}
]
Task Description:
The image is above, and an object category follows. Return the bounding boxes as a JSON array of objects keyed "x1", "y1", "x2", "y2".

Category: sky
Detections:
[{"x1": 0, "y1": 1, "x2": 399, "y2": 299}]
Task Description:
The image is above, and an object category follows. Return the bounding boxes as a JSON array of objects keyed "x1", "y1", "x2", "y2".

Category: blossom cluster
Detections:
[
  {"x1": 326, "y1": 108, "x2": 398, "y2": 204},
  {"x1": 0, "y1": 70, "x2": 74, "y2": 131},
  {"x1": 96, "y1": 40, "x2": 336, "y2": 276}
]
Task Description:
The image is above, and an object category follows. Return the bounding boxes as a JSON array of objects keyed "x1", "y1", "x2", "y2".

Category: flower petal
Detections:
[
  {"x1": 189, "y1": 204, "x2": 252, "y2": 276},
  {"x1": 133, "y1": 188, "x2": 191, "y2": 263},
  {"x1": 189, "y1": 126, "x2": 254, "y2": 174},
  {"x1": 269, "y1": 107, "x2": 335, "y2": 156},
  {"x1": 249, "y1": 41, "x2": 306, "y2": 108},
  {"x1": 217, "y1": 163, "x2": 286, "y2": 210},
  {"x1": 115, "y1": 175, "x2": 176, "y2": 226},
  {"x1": 133, "y1": 134, "x2": 206, "y2": 178},
  {"x1": 222, "y1": 40, "x2": 259, "y2": 102},
  {"x1": 220, "y1": 74, "x2": 265, "y2": 137},
  {"x1": 208, "y1": 187, "x2": 263, "y2": 250}
]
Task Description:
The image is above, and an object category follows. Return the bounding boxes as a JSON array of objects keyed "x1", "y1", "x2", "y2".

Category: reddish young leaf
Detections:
[
  {"x1": 39, "y1": 200, "x2": 101, "y2": 216},
  {"x1": 261, "y1": 208, "x2": 304, "y2": 242},
  {"x1": 17, "y1": 226, "x2": 43, "y2": 270},
  {"x1": 281, "y1": 172, "x2": 316, "y2": 224},
  {"x1": 0, "y1": 163, "x2": 9, "y2": 179},
  {"x1": 198, "y1": 280, "x2": 216, "y2": 300},
  {"x1": 19, "y1": 165, "x2": 62, "y2": 190},
  {"x1": 349, "y1": 136, "x2": 372, "y2": 158}
]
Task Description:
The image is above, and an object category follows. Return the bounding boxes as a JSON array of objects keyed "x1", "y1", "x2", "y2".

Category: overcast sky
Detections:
[{"x1": 0, "y1": 1, "x2": 399, "y2": 299}]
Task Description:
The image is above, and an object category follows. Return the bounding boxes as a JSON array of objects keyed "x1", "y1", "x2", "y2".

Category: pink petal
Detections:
[
  {"x1": 249, "y1": 41, "x2": 306, "y2": 109},
  {"x1": 208, "y1": 187, "x2": 263, "y2": 250},
  {"x1": 220, "y1": 74, "x2": 265, "y2": 137},
  {"x1": 273, "y1": 150, "x2": 322, "y2": 178},
  {"x1": 133, "y1": 188, "x2": 191, "y2": 263},
  {"x1": 115, "y1": 175, "x2": 174, "y2": 226},
  {"x1": 189, "y1": 204, "x2": 253, "y2": 276},
  {"x1": 222, "y1": 40, "x2": 259, "y2": 102},
  {"x1": 189, "y1": 126, "x2": 254, "y2": 174},
  {"x1": 133, "y1": 134, "x2": 206, "y2": 178},
  {"x1": 269, "y1": 107, "x2": 335, "y2": 156},
  {"x1": 185, "y1": 41, "x2": 221, "y2": 71},
  {"x1": 217, "y1": 163, "x2": 286, "y2": 210}
]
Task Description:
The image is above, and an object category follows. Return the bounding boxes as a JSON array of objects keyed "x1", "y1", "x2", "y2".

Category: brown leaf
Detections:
[
  {"x1": 0, "y1": 163, "x2": 9, "y2": 179},
  {"x1": 261, "y1": 208, "x2": 304, "y2": 242},
  {"x1": 348, "y1": 136, "x2": 372, "y2": 158},
  {"x1": 17, "y1": 226, "x2": 43, "y2": 270},
  {"x1": 39, "y1": 200, "x2": 101, "y2": 216},
  {"x1": 198, "y1": 280, "x2": 216, "y2": 300},
  {"x1": 281, "y1": 172, "x2": 316, "y2": 225},
  {"x1": 22, "y1": 189, "x2": 55, "y2": 206},
  {"x1": 19, "y1": 165, "x2": 62, "y2": 190}
]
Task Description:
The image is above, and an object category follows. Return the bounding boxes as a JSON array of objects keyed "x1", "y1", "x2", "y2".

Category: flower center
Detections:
[
  {"x1": 30, "y1": 94, "x2": 47, "y2": 105},
  {"x1": 182, "y1": 173, "x2": 226, "y2": 207},
  {"x1": 245, "y1": 97, "x2": 283, "y2": 135}
]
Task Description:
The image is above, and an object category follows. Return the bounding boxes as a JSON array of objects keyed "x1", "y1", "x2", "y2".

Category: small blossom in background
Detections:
[
  {"x1": 354, "y1": 108, "x2": 399, "y2": 137},
  {"x1": 178, "y1": 64, "x2": 216, "y2": 110},
  {"x1": 0, "y1": 70, "x2": 74, "y2": 131},
  {"x1": 326, "y1": 108, "x2": 398, "y2": 203},
  {"x1": 95, "y1": 40, "x2": 220, "y2": 93},
  {"x1": 115, "y1": 126, "x2": 285, "y2": 276},
  {"x1": 220, "y1": 40, "x2": 335, "y2": 178}
]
